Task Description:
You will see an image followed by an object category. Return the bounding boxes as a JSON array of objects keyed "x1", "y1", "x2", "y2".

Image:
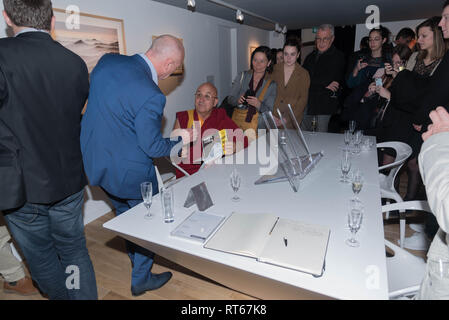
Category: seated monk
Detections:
[{"x1": 173, "y1": 82, "x2": 248, "y2": 178}]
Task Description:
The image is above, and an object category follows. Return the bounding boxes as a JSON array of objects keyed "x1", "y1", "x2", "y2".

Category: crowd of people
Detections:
[{"x1": 1, "y1": 0, "x2": 449, "y2": 300}]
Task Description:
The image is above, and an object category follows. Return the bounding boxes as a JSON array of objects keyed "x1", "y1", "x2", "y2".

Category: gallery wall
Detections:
[{"x1": 0, "y1": 0, "x2": 273, "y2": 135}]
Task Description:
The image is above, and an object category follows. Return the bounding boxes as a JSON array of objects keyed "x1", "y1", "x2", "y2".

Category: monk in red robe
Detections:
[{"x1": 173, "y1": 82, "x2": 248, "y2": 178}]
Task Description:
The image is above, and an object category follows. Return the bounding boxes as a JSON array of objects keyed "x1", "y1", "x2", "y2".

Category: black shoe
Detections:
[{"x1": 131, "y1": 272, "x2": 172, "y2": 296}]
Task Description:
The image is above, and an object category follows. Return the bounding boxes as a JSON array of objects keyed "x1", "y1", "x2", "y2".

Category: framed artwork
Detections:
[
  {"x1": 152, "y1": 35, "x2": 184, "y2": 76},
  {"x1": 52, "y1": 8, "x2": 126, "y2": 73}
]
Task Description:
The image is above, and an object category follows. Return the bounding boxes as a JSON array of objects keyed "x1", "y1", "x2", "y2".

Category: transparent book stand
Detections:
[{"x1": 255, "y1": 104, "x2": 323, "y2": 192}]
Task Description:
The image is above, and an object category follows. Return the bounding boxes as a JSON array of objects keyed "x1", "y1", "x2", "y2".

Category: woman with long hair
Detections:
[
  {"x1": 343, "y1": 26, "x2": 393, "y2": 130},
  {"x1": 382, "y1": 17, "x2": 446, "y2": 203},
  {"x1": 270, "y1": 38, "x2": 310, "y2": 128},
  {"x1": 227, "y1": 45, "x2": 277, "y2": 131}
]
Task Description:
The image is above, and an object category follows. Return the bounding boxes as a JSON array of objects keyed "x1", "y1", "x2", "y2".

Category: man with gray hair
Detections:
[
  {"x1": 81, "y1": 34, "x2": 194, "y2": 296},
  {"x1": 302, "y1": 24, "x2": 346, "y2": 132}
]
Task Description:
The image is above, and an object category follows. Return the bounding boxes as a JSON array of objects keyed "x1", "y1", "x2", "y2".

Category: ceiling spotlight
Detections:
[
  {"x1": 187, "y1": 0, "x2": 196, "y2": 10},
  {"x1": 236, "y1": 9, "x2": 244, "y2": 23},
  {"x1": 282, "y1": 26, "x2": 287, "y2": 34}
]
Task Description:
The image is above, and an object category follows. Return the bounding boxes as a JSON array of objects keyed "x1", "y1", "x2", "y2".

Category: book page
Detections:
[
  {"x1": 204, "y1": 212, "x2": 278, "y2": 258},
  {"x1": 258, "y1": 218, "x2": 330, "y2": 276}
]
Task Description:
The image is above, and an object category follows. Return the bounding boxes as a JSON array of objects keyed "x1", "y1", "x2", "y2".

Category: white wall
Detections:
[
  {"x1": 0, "y1": 0, "x2": 270, "y2": 135},
  {"x1": 354, "y1": 19, "x2": 425, "y2": 50}
]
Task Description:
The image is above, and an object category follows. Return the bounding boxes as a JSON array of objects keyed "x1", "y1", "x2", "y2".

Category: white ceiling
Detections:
[{"x1": 152, "y1": 0, "x2": 443, "y2": 30}]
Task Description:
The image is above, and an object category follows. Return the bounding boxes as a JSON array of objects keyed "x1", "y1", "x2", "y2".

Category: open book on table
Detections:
[{"x1": 204, "y1": 212, "x2": 330, "y2": 277}]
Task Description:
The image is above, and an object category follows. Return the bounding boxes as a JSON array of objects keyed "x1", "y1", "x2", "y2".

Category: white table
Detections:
[{"x1": 103, "y1": 131, "x2": 388, "y2": 300}]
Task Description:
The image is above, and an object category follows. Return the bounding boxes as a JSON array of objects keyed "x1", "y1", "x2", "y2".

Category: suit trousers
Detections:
[
  {"x1": 0, "y1": 225, "x2": 25, "y2": 282},
  {"x1": 105, "y1": 192, "x2": 155, "y2": 288}
]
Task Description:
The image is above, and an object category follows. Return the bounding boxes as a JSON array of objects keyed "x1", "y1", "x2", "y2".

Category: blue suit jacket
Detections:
[{"x1": 81, "y1": 54, "x2": 182, "y2": 199}]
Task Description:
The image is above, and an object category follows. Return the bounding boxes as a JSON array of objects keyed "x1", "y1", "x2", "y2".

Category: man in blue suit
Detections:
[{"x1": 81, "y1": 35, "x2": 191, "y2": 296}]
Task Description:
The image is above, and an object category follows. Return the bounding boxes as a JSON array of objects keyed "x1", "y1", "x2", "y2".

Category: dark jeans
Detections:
[
  {"x1": 3, "y1": 189, "x2": 97, "y2": 300},
  {"x1": 105, "y1": 191, "x2": 155, "y2": 288}
]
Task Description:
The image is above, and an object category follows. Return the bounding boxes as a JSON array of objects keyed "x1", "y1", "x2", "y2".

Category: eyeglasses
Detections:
[
  {"x1": 194, "y1": 93, "x2": 216, "y2": 101},
  {"x1": 315, "y1": 37, "x2": 332, "y2": 42},
  {"x1": 369, "y1": 37, "x2": 382, "y2": 42}
]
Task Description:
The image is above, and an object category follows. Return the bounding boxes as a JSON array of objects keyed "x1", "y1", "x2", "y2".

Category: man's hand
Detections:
[
  {"x1": 179, "y1": 126, "x2": 198, "y2": 145},
  {"x1": 422, "y1": 106, "x2": 449, "y2": 141},
  {"x1": 326, "y1": 81, "x2": 339, "y2": 92}
]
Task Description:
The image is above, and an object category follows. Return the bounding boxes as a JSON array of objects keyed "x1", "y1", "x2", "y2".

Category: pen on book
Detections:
[
  {"x1": 283, "y1": 237, "x2": 288, "y2": 247},
  {"x1": 269, "y1": 217, "x2": 280, "y2": 235},
  {"x1": 190, "y1": 234, "x2": 207, "y2": 240}
]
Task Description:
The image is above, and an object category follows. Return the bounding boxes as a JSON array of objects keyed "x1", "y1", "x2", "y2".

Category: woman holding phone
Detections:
[
  {"x1": 342, "y1": 26, "x2": 393, "y2": 130},
  {"x1": 376, "y1": 16, "x2": 445, "y2": 204}
]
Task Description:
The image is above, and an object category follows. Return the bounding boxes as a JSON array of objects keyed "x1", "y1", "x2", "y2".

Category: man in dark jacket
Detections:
[
  {"x1": 302, "y1": 24, "x2": 346, "y2": 132},
  {"x1": 0, "y1": 0, "x2": 97, "y2": 299}
]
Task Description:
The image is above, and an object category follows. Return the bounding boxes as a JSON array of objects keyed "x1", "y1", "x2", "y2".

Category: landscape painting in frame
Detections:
[{"x1": 52, "y1": 8, "x2": 126, "y2": 73}]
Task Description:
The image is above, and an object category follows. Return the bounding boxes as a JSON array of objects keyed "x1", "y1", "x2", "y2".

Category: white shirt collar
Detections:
[
  {"x1": 15, "y1": 28, "x2": 49, "y2": 37},
  {"x1": 139, "y1": 53, "x2": 158, "y2": 85}
]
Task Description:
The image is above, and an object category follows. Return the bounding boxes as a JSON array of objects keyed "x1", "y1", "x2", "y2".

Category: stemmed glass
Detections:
[
  {"x1": 340, "y1": 151, "x2": 352, "y2": 183},
  {"x1": 346, "y1": 200, "x2": 363, "y2": 247},
  {"x1": 141, "y1": 181, "x2": 153, "y2": 220},
  {"x1": 230, "y1": 169, "x2": 241, "y2": 202},
  {"x1": 351, "y1": 169, "x2": 363, "y2": 201},
  {"x1": 344, "y1": 130, "x2": 351, "y2": 149},
  {"x1": 349, "y1": 120, "x2": 356, "y2": 135},
  {"x1": 353, "y1": 130, "x2": 363, "y2": 154}
]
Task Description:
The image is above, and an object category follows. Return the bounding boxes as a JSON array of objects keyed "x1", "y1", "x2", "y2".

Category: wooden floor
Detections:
[{"x1": 0, "y1": 171, "x2": 428, "y2": 300}]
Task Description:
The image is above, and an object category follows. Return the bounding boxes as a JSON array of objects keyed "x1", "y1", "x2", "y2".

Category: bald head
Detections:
[
  {"x1": 194, "y1": 82, "x2": 218, "y2": 119},
  {"x1": 146, "y1": 35, "x2": 185, "y2": 80},
  {"x1": 197, "y1": 82, "x2": 217, "y2": 97}
]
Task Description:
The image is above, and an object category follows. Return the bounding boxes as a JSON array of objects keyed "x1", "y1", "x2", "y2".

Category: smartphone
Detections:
[{"x1": 375, "y1": 78, "x2": 383, "y2": 87}]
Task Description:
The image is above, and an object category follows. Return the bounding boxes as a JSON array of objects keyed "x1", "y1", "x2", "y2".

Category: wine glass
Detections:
[
  {"x1": 349, "y1": 120, "x2": 356, "y2": 135},
  {"x1": 140, "y1": 181, "x2": 153, "y2": 220},
  {"x1": 346, "y1": 201, "x2": 363, "y2": 247},
  {"x1": 230, "y1": 168, "x2": 241, "y2": 202},
  {"x1": 311, "y1": 116, "x2": 318, "y2": 134},
  {"x1": 353, "y1": 130, "x2": 363, "y2": 154},
  {"x1": 279, "y1": 130, "x2": 287, "y2": 146},
  {"x1": 340, "y1": 151, "x2": 351, "y2": 183},
  {"x1": 351, "y1": 169, "x2": 363, "y2": 201},
  {"x1": 344, "y1": 130, "x2": 351, "y2": 149}
]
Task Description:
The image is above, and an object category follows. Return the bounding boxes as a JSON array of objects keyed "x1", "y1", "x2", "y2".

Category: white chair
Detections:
[
  {"x1": 385, "y1": 238, "x2": 426, "y2": 300},
  {"x1": 385, "y1": 239, "x2": 426, "y2": 299},
  {"x1": 383, "y1": 201, "x2": 429, "y2": 299},
  {"x1": 382, "y1": 200, "x2": 431, "y2": 249},
  {"x1": 377, "y1": 142, "x2": 412, "y2": 224}
]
